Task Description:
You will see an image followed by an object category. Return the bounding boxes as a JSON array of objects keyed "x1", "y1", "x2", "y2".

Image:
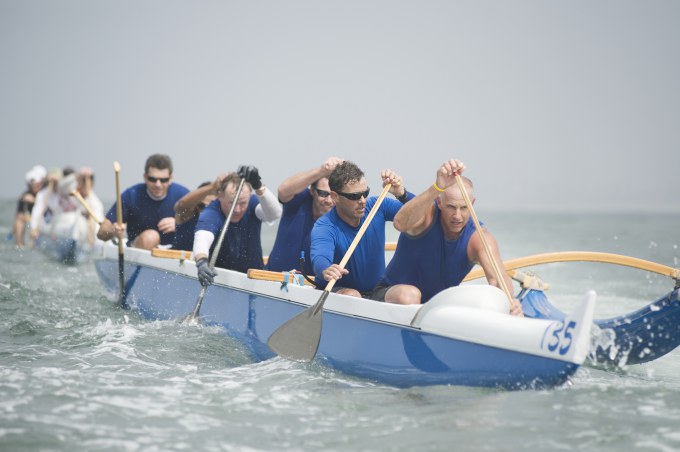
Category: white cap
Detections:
[{"x1": 25, "y1": 165, "x2": 47, "y2": 183}]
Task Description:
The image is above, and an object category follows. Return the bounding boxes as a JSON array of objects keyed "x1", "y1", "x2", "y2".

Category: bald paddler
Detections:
[{"x1": 376, "y1": 159, "x2": 523, "y2": 316}]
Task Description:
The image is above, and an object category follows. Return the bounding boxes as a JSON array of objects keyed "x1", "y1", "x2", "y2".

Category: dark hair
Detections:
[
  {"x1": 328, "y1": 161, "x2": 364, "y2": 192},
  {"x1": 145, "y1": 154, "x2": 173, "y2": 174},
  {"x1": 198, "y1": 181, "x2": 212, "y2": 189},
  {"x1": 62, "y1": 167, "x2": 76, "y2": 177}
]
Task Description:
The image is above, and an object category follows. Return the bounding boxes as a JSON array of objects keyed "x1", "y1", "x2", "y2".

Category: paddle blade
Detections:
[{"x1": 267, "y1": 292, "x2": 328, "y2": 362}]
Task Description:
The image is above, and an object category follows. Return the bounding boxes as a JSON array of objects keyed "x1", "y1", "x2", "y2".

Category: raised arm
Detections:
[
  {"x1": 174, "y1": 175, "x2": 224, "y2": 225},
  {"x1": 254, "y1": 186, "x2": 283, "y2": 223},
  {"x1": 238, "y1": 165, "x2": 283, "y2": 223},
  {"x1": 393, "y1": 159, "x2": 465, "y2": 235},
  {"x1": 277, "y1": 157, "x2": 343, "y2": 203}
]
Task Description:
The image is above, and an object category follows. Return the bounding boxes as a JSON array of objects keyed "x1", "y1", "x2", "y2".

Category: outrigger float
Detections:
[{"x1": 94, "y1": 244, "x2": 596, "y2": 389}]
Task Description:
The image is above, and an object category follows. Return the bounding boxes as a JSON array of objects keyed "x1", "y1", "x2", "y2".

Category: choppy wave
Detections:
[{"x1": 2, "y1": 207, "x2": 680, "y2": 451}]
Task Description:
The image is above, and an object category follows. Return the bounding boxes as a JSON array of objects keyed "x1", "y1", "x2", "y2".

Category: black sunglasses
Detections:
[
  {"x1": 147, "y1": 176, "x2": 170, "y2": 184},
  {"x1": 336, "y1": 187, "x2": 370, "y2": 201},
  {"x1": 315, "y1": 189, "x2": 331, "y2": 198}
]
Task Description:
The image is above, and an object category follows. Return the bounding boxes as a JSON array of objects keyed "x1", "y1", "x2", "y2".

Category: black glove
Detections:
[
  {"x1": 196, "y1": 258, "x2": 217, "y2": 287},
  {"x1": 238, "y1": 165, "x2": 262, "y2": 190}
]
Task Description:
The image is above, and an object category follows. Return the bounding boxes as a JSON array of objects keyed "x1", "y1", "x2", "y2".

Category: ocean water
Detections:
[{"x1": 1, "y1": 199, "x2": 679, "y2": 451}]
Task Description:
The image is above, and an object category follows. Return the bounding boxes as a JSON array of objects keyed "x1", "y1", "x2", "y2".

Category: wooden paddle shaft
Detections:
[
  {"x1": 464, "y1": 251, "x2": 680, "y2": 282},
  {"x1": 70, "y1": 190, "x2": 103, "y2": 224},
  {"x1": 342, "y1": 183, "x2": 391, "y2": 268},
  {"x1": 114, "y1": 161, "x2": 125, "y2": 304},
  {"x1": 266, "y1": 183, "x2": 395, "y2": 361},
  {"x1": 114, "y1": 161, "x2": 124, "y2": 246},
  {"x1": 209, "y1": 178, "x2": 245, "y2": 268},
  {"x1": 454, "y1": 174, "x2": 514, "y2": 304},
  {"x1": 325, "y1": 183, "x2": 393, "y2": 290}
]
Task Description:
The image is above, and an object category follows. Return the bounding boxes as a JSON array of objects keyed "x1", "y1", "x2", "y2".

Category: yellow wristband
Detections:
[{"x1": 433, "y1": 182, "x2": 445, "y2": 192}]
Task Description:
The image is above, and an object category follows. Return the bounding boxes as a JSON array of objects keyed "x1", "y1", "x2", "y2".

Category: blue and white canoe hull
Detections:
[
  {"x1": 94, "y1": 245, "x2": 595, "y2": 389},
  {"x1": 521, "y1": 287, "x2": 680, "y2": 366}
]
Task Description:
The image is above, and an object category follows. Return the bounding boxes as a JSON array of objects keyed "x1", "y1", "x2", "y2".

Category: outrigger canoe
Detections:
[
  {"x1": 33, "y1": 211, "x2": 99, "y2": 265},
  {"x1": 464, "y1": 251, "x2": 680, "y2": 367},
  {"x1": 94, "y1": 244, "x2": 595, "y2": 389}
]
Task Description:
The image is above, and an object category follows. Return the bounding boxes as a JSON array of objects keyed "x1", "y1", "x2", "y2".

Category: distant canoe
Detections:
[{"x1": 33, "y1": 211, "x2": 99, "y2": 265}]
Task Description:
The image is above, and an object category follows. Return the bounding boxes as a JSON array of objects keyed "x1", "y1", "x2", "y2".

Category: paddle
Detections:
[
  {"x1": 70, "y1": 190, "x2": 103, "y2": 225},
  {"x1": 267, "y1": 183, "x2": 393, "y2": 362},
  {"x1": 463, "y1": 251, "x2": 680, "y2": 282},
  {"x1": 57, "y1": 173, "x2": 100, "y2": 223},
  {"x1": 114, "y1": 161, "x2": 125, "y2": 306},
  {"x1": 182, "y1": 177, "x2": 246, "y2": 325},
  {"x1": 454, "y1": 174, "x2": 514, "y2": 305}
]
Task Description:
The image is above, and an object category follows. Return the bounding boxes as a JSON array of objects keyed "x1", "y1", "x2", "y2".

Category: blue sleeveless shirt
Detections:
[
  {"x1": 382, "y1": 206, "x2": 478, "y2": 302},
  {"x1": 195, "y1": 195, "x2": 264, "y2": 273}
]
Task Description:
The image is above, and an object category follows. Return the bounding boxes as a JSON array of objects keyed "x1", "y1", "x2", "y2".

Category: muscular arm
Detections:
[
  {"x1": 174, "y1": 176, "x2": 223, "y2": 225},
  {"x1": 467, "y1": 229, "x2": 507, "y2": 288},
  {"x1": 392, "y1": 185, "x2": 438, "y2": 235},
  {"x1": 278, "y1": 157, "x2": 342, "y2": 202},
  {"x1": 394, "y1": 158, "x2": 465, "y2": 235},
  {"x1": 278, "y1": 167, "x2": 326, "y2": 203},
  {"x1": 97, "y1": 218, "x2": 125, "y2": 242},
  {"x1": 468, "y1": 229, "x2": 522, "y2": 316},
  {"x1": 174, "y1": 186, "x2": 212, "y2": 224}
]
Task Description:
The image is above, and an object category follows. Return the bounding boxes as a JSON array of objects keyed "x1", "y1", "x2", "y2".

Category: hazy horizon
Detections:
[{"x1": 2, "y1": 1, "x2": 678, "y2": 213}]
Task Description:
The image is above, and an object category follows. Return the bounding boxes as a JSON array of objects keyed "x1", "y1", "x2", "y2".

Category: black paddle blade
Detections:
[
  {"x1": 117, "y1": 257, "x2": 126, "y2": 307},
  {"x1": 181, "y1": 285, "x2": 207, "y2": 326},
  {"x1": 267, "y1": 291, "x2": 328, "y2": 362}
]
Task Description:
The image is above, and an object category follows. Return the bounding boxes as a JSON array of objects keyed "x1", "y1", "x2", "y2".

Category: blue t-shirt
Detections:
[
  {"x1": 310, "y1": 196, "x2": 405, "y2": 293},
  {"x1": 105, "y1": 182, "x2": 189, "y2": 246},
  {"x1": 266, "y1": 189, "x2": 317, "y2": 274},
  {"x1": 382, "y1": 207, "x2": 478, "y2": 302},
  {"x1": 195, "y1": 195, "x2": 264, "y2": 273}
]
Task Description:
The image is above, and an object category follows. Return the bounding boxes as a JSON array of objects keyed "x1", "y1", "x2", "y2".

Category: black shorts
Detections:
[{"x1": 331, "y1": 281, "x2": 391, "y2": 302}]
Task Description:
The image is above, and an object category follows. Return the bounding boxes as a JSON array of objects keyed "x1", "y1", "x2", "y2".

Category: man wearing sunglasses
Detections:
[
  {"x1": 98, "y1": 154, "x2": 189, "y2": 250},
  {"x1": 310, "y1": 161, "x2": 418, "y2": 304},
  {"x1": 378, "y1": 159, "x2": 523, "y2": 316},
  {"x1": 267, "y1": 157, "x2": 343, "y2": 275}
]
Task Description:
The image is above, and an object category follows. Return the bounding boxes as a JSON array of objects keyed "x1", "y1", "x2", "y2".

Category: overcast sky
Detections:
[{"x1": 1, "y1": 0, "x2": 678, "y2": 212}]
